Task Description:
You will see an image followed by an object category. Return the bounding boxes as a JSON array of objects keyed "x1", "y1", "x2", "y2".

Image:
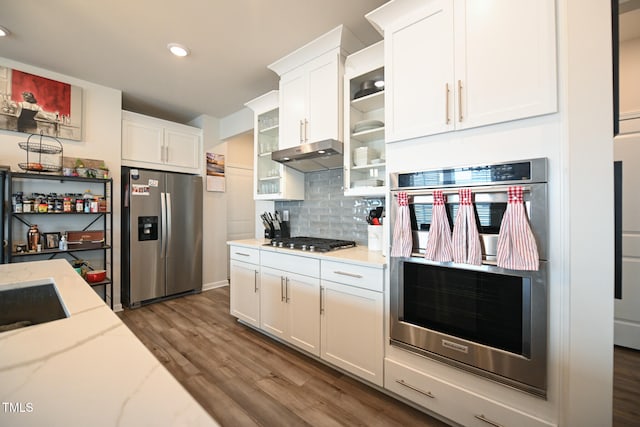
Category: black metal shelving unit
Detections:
[{"x1": 7, "y1": 172, "x2": 113, "y2": 309}]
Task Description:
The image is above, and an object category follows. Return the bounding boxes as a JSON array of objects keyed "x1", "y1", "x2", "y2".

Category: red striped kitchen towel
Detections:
[
  {"x1": 391, "y1": 191, "x2": 413, "y2": 257},
  {"x1": 496, "y1": 186, "x2": 539, "y2": 270},
  {"x1": 424, "y1": 190, "x2": 453, "y2": 262},
  {"x1": 452, "y1": 188, "x2": 482, "y2": 265}
]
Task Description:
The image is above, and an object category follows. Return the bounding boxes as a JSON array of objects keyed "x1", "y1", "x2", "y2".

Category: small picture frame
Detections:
[{"x1": 43, "y1": 232, "x2": 61, "y2": 250}]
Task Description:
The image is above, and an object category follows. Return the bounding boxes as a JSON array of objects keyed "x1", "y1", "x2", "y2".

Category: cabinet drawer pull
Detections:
[
  {"x1": 320, "y1": 286, "x2": 325, "y2": 315},
  {"x1": 254, "y1": 270, "x2": 258, "y2": 293},
  {"x1": 304, "y1": 119, "x2": 309, "y2": 142},
  {"x1": 333, "y1": 271, "x2": 363, "y2": 279},
  {"x1": 458, "y1": 79, "x2": 464, "y2": 122},
  {"x1": 234, "y1": 252, "x2": 251, "y2": 257},
  {"x1": 445, "y1": 82, "x2": 451, "y2": 124},
  {"x1": 285, "y1": 277, "x2": 290, "y2": 302},
  {"x1": 395, "y1": 379, "x2": 435, "y2": 399},
  {"x1": 474, "y1": 414, "x2": 503, "y2": 427},
  {"x1": 280, "y1": 276, "x2": 285, "y2": 302},
  {"x1": 299, "y1": 120, "x2": 304, "y2": 143}
]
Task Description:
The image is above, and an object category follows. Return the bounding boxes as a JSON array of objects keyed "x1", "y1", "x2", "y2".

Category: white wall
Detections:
[
  {"x1": 560, "y1": 1, "x2": 614, "y2": 425},
  {"x1": 0, "y1": 57, "x2": 123, "y2": 308}
]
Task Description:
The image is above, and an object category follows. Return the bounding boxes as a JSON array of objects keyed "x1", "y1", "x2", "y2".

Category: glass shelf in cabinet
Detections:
[
  {"x1": 351, "y1": 90, "x2": 384, "y2": 113},
  {"x1": 351, "y1": 126, "x2": 385, "y2": 143},
  {"x1": 259, "y1": 125, "x2": 279, "y2": 137},
  {"x1": 351, "y1": 162, "x2": 386, "y2": 170}
]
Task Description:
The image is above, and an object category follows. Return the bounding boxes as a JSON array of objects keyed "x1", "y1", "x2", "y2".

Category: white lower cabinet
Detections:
[
  {"x1": 257, "y1": 251, "x2": 384, "y2": 385},
  {"x1": 260, "y1": 252, "x2": 321, "y2": 356},
  {"x1": 385, "y1": 359, "x2": 555, "y2": 427},
  {"x1": 229, "y1": 246, "x2": 260, "y2": 327},
  {"x1": 320, "y1": 260, "x2": 383, "y2": 386}
]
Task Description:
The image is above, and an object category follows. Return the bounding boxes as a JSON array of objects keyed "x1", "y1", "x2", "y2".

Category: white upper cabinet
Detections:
[
  {"x1": 366, "y1": 0, "x2": 557, "y2": 143},
  {"x1": 122, "y1": 111, "x2": 202, "y2": 174},
  {"x1": 245, "y1": 91, "x2": 304, "y2": 200},
  {"x1": 344, "y1": 41, "x2": 387, "y2": 196},
  {"x1": 269, "y1": 25, "x2": 364, "y2": 150}
]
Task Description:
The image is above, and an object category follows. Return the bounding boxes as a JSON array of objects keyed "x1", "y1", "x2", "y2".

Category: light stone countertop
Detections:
[
  {"x1": 0, "y1": 259, "x2": 219, "y2": 427},
  {"x1": 227, "y1": 238, "x2": 387, "y2": 268}
]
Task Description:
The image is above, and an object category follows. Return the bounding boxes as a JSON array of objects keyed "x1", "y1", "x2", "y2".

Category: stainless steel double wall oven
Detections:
[{"x1": 389, "y1": 158, "x2": 549, "y2": 398}]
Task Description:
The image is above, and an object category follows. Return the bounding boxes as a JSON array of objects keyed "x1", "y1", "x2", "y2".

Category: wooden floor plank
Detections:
[{"x1": 119, "y1": 287, "x2": 640, "y2": 427}]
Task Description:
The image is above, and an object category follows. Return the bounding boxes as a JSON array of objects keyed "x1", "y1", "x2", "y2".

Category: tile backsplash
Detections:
[{"x1": 275, "y1": 169, "x2": 384, "y2": 245}]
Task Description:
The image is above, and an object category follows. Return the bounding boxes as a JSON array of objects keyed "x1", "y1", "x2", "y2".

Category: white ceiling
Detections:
[{"x1": 0, "y1": 0, "x2": 386, "y2": 123}]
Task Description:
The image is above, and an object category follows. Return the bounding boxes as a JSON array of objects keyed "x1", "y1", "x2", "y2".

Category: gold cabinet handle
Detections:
[
  {"x1": 254, "y1": 270, "x2": 258, "y2": 293},
  {"x1": 299, "y1": 120, "x2": 304, "y2": 143},
  {"x1": 280, "y1": 276, "x2": 285, "y2": 302},
  {"x1": 285, "y1": 277, "x2": 290, "y2": 302},
  {"x1": 445, "y1": 83, "x2": 451, "y2": 124},
  {"x1": 458, "y1": 80, "x2": 464, "y2": 122}
]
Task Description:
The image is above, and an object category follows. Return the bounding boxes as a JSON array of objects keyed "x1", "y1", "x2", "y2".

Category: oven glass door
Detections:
[
  {"x1": 411, "y1": 201, "x2": 507, "y2": 234},
  {"x1": 401, "y1": 262, "x2": 531, "y2": 357}
]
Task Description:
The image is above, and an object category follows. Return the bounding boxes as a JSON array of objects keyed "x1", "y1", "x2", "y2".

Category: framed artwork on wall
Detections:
[
  {"x1": 0, "y1": 66, "x2": 83, "y2": 141},
  {"x1": 206, "y1": 152, "x2": 225, "y2": 192},
  {"x1": 43, "y1": 232, "x2": 61, "y2": 250}
]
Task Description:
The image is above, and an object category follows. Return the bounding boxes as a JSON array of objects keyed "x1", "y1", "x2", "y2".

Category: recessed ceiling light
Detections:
[
  {"x1": 167, "y1": 43, "x2": 190, "y2": 57},
  {"x1": 0, "y1": 26, "x2": 10, "y2": 37}
]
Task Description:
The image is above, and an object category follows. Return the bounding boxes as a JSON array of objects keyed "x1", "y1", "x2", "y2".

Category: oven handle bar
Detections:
[{"x1": 392, "y1": 184, "x2": 533, "y2": 197}]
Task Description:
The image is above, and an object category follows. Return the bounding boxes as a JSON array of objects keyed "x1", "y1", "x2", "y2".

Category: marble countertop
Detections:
[
  {"x1": 0, "y1": 259, "x2": 218, "y2": 427},
  {"x1": 227, "y1": 238, "x2": 387, "y2": 268}
]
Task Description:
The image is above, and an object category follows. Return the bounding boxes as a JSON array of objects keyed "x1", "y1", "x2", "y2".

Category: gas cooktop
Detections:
[{"x1": 266, "y1": 236, "x2": 356, "y2": 252}]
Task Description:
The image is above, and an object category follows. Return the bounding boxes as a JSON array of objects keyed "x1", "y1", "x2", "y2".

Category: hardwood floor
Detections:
[
  {"x1": 613, "y1": 345, "x2": 640, "y2": 427},
  {"x1": 118, "y1": 287, "x2": 448, "y2": 427},
  {"x1": 119, "y1": 287, "x2": 640, "y2": 427}
]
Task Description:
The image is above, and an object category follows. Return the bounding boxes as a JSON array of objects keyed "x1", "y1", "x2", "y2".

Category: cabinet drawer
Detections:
[
  {"x1": 261, "y1": 251, "x2": 320, "y2": 277},
  {"x1": 321, "y1": 260, "x2": 382, "y2": 292},
  {"x1": 229, "y1": 246, "x2": 260, "y2": 264},
  {"x1": 385, "y1": 359, "x2": 555, "y2": 427}
]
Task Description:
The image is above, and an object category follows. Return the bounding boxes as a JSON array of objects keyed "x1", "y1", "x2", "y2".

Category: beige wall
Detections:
[
  {"x1": 0, "y1": 56, "x2": 123, "y2": 308},
  {"x1": 192, "y1": 116, "x2": 254, "y2": 289},
  {"x1": 620, "y1": 37, "x2": 640, "y2": 114}
]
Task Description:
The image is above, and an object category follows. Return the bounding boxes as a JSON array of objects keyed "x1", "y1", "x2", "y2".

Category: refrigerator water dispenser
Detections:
[{"x1": 138, "y1": 216, "x2": 158, "y2": 241}]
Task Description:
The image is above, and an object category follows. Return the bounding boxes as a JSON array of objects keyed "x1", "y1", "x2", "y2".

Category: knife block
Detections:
[{"x1": 275, "y1": 221, "x2": 290, "y2": 239}]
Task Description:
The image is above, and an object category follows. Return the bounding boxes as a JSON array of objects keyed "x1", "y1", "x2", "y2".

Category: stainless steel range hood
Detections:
[{"x1": 271, "y1": 139, "x2": 343, "y2": 172}]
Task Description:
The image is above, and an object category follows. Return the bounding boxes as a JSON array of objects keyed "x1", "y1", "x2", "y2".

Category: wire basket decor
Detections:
[{"x1": 18, "y1": 133, "x2": 64, "y2": 173}]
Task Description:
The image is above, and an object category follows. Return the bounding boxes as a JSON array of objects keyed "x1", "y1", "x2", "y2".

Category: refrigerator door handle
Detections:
[
  {"x1": 161, "y1": 192, "x2": 167, "y2": 259},
  {"x1": 166, "y1": 192, "x2": 173, "y2": 258}
]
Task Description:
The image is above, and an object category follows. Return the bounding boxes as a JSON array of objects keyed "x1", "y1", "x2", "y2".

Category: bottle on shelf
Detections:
[
  {"x1": 59, "y1": 234, "x2": 68, "y2": 251},
  {"x1": 27, "y1": 224, "x2": 40, "y2": 252}
]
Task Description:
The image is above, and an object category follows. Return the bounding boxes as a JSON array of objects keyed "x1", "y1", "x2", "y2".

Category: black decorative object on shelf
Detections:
[{"x1": 18, "y1": 132, "x2": 64, "y2": 174}]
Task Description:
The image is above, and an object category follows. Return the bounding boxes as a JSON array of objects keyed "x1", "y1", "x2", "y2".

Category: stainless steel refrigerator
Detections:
[{"x1": 121, "y1": 167, "x2": 202, "y2": 307}]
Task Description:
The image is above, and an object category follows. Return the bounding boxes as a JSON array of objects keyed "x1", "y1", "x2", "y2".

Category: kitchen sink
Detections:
[{"x1": 0, "y1": 280, "x2": 69, "y2": 333}]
